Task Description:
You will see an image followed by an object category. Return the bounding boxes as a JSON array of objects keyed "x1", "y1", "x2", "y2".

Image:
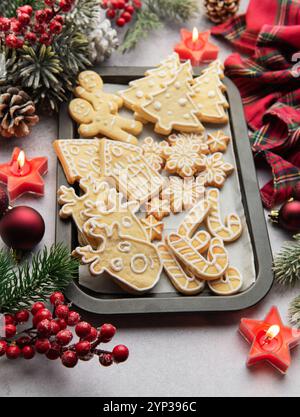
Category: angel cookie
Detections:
[
  {"x1": 73, "y1": 222, "x2": 162, "y2": 294},
  {"x1": 75, "y1": 71, "x2": 123, "y2": 113},
  {"x1": 69, "y1": 99, "x2": 142, "y2": 144}
]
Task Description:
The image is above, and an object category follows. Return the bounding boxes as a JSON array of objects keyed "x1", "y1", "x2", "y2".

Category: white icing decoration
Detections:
[
  {"x1": 195, "y1": 87, "x2": 201, "y2": 93},
  {"x1": 204, "y1": 78, "x2": 210, "y2": 83},
  {"x1": 130, "y1": 254, "x2": 148, "y2": 274},
  {"x1": 148, "y1": 80, "x2": 155, "y2": 87},
  {"x1": 111, "y1": 146, "x2": 123, "y2": 157},
  {"x1": 208, "y1": 90, "x2": 216, "y2": 98},
  {"x1": 111, "y1": 258, "x2": 123, "y2": 272},
  {"x1": 178, "y1": 98, "x2": 187, "y2": 107},
  {"x1": 122, "y1": 216, "x2": 133, "y2": 228},
  {"x1": 174, "y1": 82, "x2": 181, "y2": 89},
  {"x1": 167, "y1": 111, "x2": 173, "y2": 116},
  {"x1": 159, "y1": 71, "x2": 166, "y2": 77},
  {"x1": 165, "y1": 93, "x2": 171, "y2": 99},
  {"x1": 70, "y1": 146, "x2": 79, "y2": 155},
  {"x1": 118, "y1": 241, "x2": 132, "y2": 253},
  {"x1": 136, "y1": 90, "x2": 144, "y2": 98},
  {"x1": 183, "y1": 114, "x2": 190, "y2": 119},
  {"x1": 154, "y1": 101, "x2": 162, "y2": 111}
]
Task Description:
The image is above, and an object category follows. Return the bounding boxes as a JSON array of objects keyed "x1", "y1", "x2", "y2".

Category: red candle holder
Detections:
[
  {"x1": 0, "y1": 148, "x2": 48, "y2": 201},
  {"x1": 239, "y1": 306, "x2": 300, "y2": 374},
  {"x1": 174, "y1": 28, "x2": 219, "y2": 66}
]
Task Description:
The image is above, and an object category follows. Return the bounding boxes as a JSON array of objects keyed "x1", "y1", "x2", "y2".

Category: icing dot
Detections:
[
  {"x1": 159, "y1": 70, "x2": 166, "y2": 77},
  {"x1": 174, "y1": 82, "x2": 181, "y2": 89},
  {"x1": 208, "y1": 90, "x2": 216, "y2": 98},
  {"x1": 178, "y1": 98, "x2": 187, "y2": 107},
  {"x1": 204, "y1": 78, "x2": 210, "y2": 84},
  {"x1": 167, "y1": 110, "x2": 173, "y2": 116},
  {"x1": 195, "y1": 87, "x2": 201, "y2": 93},
  {"x1": 148, "y1": 80, "x2": 155, "y2": 87},
  {"x1": 183, "y1": 114, "x2": 190, "y2": 119},
  {"x1": 198, "y1": 104, "x2": 203, "y2": 109},
  {"x1": 165, "y1": 93, "x2": 171, "y2": 99},
  {"x1": 153, "y1": 101, "x2": 162, "y2": 111},
  {"x1": 122, "y1": 216, "x2": 133, "y2": 228},
  {"x1": 136, "y1": 90, "x2": 144, "y2": 98}
]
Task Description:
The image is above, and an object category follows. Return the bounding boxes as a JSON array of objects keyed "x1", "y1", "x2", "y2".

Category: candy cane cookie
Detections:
[
  {"x1": 208, "y1": 266, "x2": 243, "y2": 296},
  {"x1": 177, "y1": 199, "x2": 211, "y2": 237}
]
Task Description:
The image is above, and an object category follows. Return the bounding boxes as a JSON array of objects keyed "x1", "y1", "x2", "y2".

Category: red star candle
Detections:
[
  {"x1": 240, "y1": 306, "x2": 300, "y2": 374},
  {"x1": 0, "y1": 148, "x2": 48, "y2": 201},
  {"x1": 174, "y1": 28, "x2": 219, "y2": 66}
]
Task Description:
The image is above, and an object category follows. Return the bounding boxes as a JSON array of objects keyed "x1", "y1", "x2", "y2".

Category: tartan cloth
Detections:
[{"x1": 211, "y1": 0, "x2": 300, "y2": 208}]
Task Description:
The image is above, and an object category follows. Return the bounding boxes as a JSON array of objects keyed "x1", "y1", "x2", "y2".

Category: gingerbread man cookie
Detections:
[
  {"x1": 73, "y1": 222, "x2": 162, "y2": 294},
  {"x1": 75, "y1": 71, "x2": 123, "y2": 113},
  {"x1": 69, "y1": 99, "x2": 142, "y2": 144}
]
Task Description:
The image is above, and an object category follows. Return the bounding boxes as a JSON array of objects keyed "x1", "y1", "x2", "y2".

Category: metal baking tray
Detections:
[{"x1": 55, "y1": 67, "x2": 273, "y2": 314}]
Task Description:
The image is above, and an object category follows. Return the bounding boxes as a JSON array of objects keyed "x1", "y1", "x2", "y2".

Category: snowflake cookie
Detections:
[
  {"x1": 163, "y1": 138, "x2": 205, "y2": 178},
  {"x1": 141, "y1": 137, "x2": 168, "y2": 172},
  {"x1": 198, "y1": 152, "x2": 234, "y2": 188},
  {"x1": 140, "y1": 215, "x2": 164, "y2": 242},
  {"x1": 207, "y1": 131, "x2": 230, "y2": 153},
  {"x1": 168, "y1": 132, "x2": 209, "y2": 155}
]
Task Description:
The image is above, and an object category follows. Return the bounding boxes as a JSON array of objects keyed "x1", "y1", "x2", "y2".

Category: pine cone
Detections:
[
  {"x1": 88, "y1": 19, "x2": 119, "y2": 64},
  {"x1": 204, "y1": 0, "x2": 240, "y2": 23},
  {"x1": 0, "y1": 87, "x2": 39, "y2": 138}
]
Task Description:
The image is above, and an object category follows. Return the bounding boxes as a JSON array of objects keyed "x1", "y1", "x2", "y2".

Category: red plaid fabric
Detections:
[{"x1": 212, "y1": 0, "x2": 300, "y2": 208}]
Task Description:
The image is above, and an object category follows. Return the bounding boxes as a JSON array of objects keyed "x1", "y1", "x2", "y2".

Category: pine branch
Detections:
[
  {"x1": 120, "y1": 9, "x2": 162, "y2": 53},
  {"x1": 289, "y1": 295, "x2": 300, "y2": 328},
  {"x1": 0, "y1": 244, "x2": 79, "y2": 314},
  {"x1": 146, "y1": 0, "x2": 199, "y2": 23},
  {"x1": 273, "y1": 234, "x2": 300, "y2": 287}
]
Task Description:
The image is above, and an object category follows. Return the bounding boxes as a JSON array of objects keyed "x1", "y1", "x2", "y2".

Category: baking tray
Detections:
[{"x1": 55, "y1": 66, "x2": 273, "y2": 314}]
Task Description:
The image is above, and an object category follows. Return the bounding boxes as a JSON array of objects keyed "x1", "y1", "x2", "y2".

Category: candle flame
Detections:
[
  {"x1": 192, "y1": 27, "x2": 199, "y2": 43},
  {"x1": 17, "y1": 151, "x2": 25, "y2": 170},
  {"x1": 266, "y1": 325, "x2": 280, "y2": 340}
]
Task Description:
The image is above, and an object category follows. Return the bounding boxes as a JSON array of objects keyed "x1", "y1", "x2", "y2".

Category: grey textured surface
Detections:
[{"x1": 1, "y1": 0, "x2": 300, "y2": 397}]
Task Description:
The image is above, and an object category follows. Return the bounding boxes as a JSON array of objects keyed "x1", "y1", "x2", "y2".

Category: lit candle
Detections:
[
  {"x1": 0, "y1": 148, "x2": 48, "y2": 201},
  {"x1": 174, "y1": 28, "x2": 219, "y2": 66},
  {"x1": 239, "y1": 306, "x2": 300, "y2": 374}
]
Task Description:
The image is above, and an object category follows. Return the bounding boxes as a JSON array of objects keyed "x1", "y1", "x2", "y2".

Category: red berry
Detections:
[
  {"x1": 133, "y1": 0, "x2": 142, "y2": 8},
  {"x1": 16, "y1": 336, "x2": 31, "y2": 348},
  {"x1": 0, "y1": 341, "x2": 7, "y2": 356},
  {"x1": 55, "y1": 318, "x2": 67, "y2": 330},
  {"x1": 101, "y1": 0, "x2": 108, "y2": 9},
  {"x1": 5, "y1": 34, "x2": 19, "y2": 48},
  {"x1": 83, "y1": 326, "x2": 98, "y2": 342},
  {"x1": 50, "y1": 320, "x2": 60, "y2": 335},
  {"x1": 54, "y1": 15, "x2": 64, "y2": 24},
  {"x1": 78, "y1": 352, "x2": 94, "y2": 361},
  {"x1": 55, "y1": 304, "x2": 69, "y2": 319},
  {"x1": 125, "y1": 5, "x2": 134, "y2": 14},
  {"x1": 111, "y1": 0, "x2": 119, "y2": 8},
  {"x1": 49, "y1": 20, "x2": 62, "y2": 34},
  {"x1": 116, "y1": 17, "x2": 126, "y2": 27},
  {"x1": 61, "y1": 351, "x2": 78, "y2": 368},
  {"x1": 75, "y1": 322, "x2": 91, "y2": 338},
  {"x1": 0, "y1": 17, "x2": 11, "y2": 32},
  {"x1": 11, "y1": 18, "x2": 22, "y2": 33},
  {"x1": 39, "y1": 33, "x2": 52, "y2": 45},
  {"x1": 56, "y1": 330, "x2": 73, "y2": 346},
  {"x1": 100, "y1": 323, "x2": 116, "y2": 342},
  {"x1": 5, "y1": 324, "x2": 17, "y2": 338},
  {"x1": 17, "y1": 5, "x2": 33, "y2": 15},
  {"x1": 45, "y1": 342, "x2": 61, "y2": 360},
  {"x1": 75, "y1": 341, "x2": 91, "y2": 357},
  {"x1": 5, "y1": 314, "x2": 15, "y2": 325},
  {"x1": 32, "y1": 308, "x2": 52, "y2": 327},
  {"x1": 67, "y1": 311, "x2": 80, "y2": 326},
  {"x1": 117, "y1": 0, "x2": 125, "y2": 8},
  {"x1": 35, "y1": 10, "x2": 47, "y2": 23},
  {"x1": 59, "y1": 0, "x2": 73, "y2": 12},
  {"x1": 112, "y1": 344, "x2": 129, "y2": 363},
  {"x1": 35, "y1": 338, "x2": 51, "y2": 354},
  {"x1": 106, "y1": 9, "x2": 116, "y2": 19},
  {"x1": 25, "y1": 32, "x2": 37, "y2": 44},
  {"x1": 22, "y1": 345, "x2": 35, "y2": 360},
  {"x1": 44, "y1": 8, "x2": 54, "y2": 22},
  {"x1": 121, "y1": 11, "x2": 132, "y2": 22},
  {"x1": 6, "y1": 345, "x2": 21, "y2": 359},
  {"x1": 17, "y1": 13, "x2": 31, "y2": 26},
  {"x1": 50, "y1": 291, "x2": 65, "y2": 306},
  {"x1": 37, "y1": 319, "x2": 52, "y2": 337},
  {"x1": 99, "y1": 353, "x2": 113, "y2": 367},
  {"x1": 45, "y1": 0, "x2": 56, "y2": 5},
  {"x1": 31, "y1": 301, "x2": 45, "y2": 316},
  {"x1": 15, "y1": 310, "x2": 30, "y2": 324}
]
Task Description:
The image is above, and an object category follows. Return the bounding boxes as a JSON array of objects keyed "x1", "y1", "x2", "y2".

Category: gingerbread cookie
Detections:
[
  {"x1": 208, "y1": 266, "x2": 243, "y2": 296},
  {"x1": 163, "y1": 176, "x2": 205, "y2": 214},
  {"x1": 141, "y1": 136, "x2": 168, "y2": 172},
  {"x1": 69, "y1": 99, "x2": 142, "y2": 144},
  {"x1": 167, "y1": 234, "x2": 229, "y2": 281},
  {"x1": 140, "y1": 215, "x2": 164, "y2": 242},
  {"x1": 58, "y1": 174, "x2": 110, "y2": 232},
  {"x1": 75, "y1": 70, "x2": 123, "y2": 113},
  {"x1": 73, "y1": 222, "x2": 162, "y2": 293},
  {"x1": 168, "y1": 132, "x2": 209, "y2": 155},
  {"x1": 82, "y1": 188, "x2": 149, "y2": 246},
  {"x1": 157, "y1": 243, "x2": 205, "y2": 295},
  {"x1": 163, "y1": 137, "x2": 205, "y2": 178},
  {"x1": 177, "y1": 199, "x2": 211, "y2": 238},
  {"x1": 198, "y1": 152, "x2": 234, "y2": 188},
  {"x1": 99, "y1": 139, "x2": 166, "y2": 205},
  {"x1": 119, "y1": 53, "x2": 180, "y2": 112},
  {"x1": 191, "y1": 62, "x2": 229, "y2": 124},
  {"x1": 145, "y1": 196, "x2": 171, "y2": 221},
  {"x1": 206, "y1": 188, "x2": 242, "y2": 243},
  {"x1": 53, "y1": 139, "x2": 102, "y2": 184},
  {"x1": 207, "y1": 131, "x2": 230, "y2": 153},
  {"x1": 137, "y1": 62, "x2": 204, "y2": 135}
]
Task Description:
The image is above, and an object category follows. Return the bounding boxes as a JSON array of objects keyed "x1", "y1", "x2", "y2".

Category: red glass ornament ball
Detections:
[
  {"x1": 0, "y1": 185, "x2": 9, "y2": 218},
  {"x1": 279, "y1": 200, "x2": 300, "y2": 232}
]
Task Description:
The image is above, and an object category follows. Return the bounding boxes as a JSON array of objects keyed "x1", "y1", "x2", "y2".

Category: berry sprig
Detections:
[
  {"x1": 101, "y1": 0, "x2": 142, "y2": 27},
  {"x1": 0, "y1": 0, "x2": 76, "y2": 49},
  {"x1": 0, "y1": 292, "x2": 129, "y2": 368}
]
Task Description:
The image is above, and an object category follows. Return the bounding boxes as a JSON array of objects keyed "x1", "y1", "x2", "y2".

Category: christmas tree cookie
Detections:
[{"x1": 138, "y1": 62, "x2": 204, "y2": 135}]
